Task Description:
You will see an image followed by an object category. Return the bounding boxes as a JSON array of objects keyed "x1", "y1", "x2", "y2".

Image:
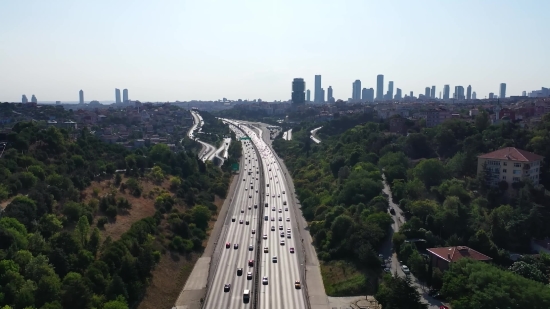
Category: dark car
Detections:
[
  {"x1": 389, "y1": 208, "x2": 396, "y2": 215},
  {"x1": 246, "y1": 220, "x2": 249, "y2": 225},
  {"x1": 237, "y1": 268, "x2": 243, "y2": 276},
  {"x1": 232, "y1": 217, "x2": 236, "y2": 222},
  {"x1": 224, "y1": 284, "x2": 231, "y2": 292}
]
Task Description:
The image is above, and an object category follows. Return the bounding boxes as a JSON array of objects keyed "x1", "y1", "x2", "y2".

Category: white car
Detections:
[
  {"x1": 262, "y1": 276, "x2": 268, "y2": 285},
  {"x1": 271, "y1": 226, "x2": 275, "y2": 231},
  {"x1": 286, "y1": 217, "x2": 290, "y2": 222},
  {"x1": 280, "y1": 240, "x2": 285, "y2": 245},
  {"x1": 263, "y1": 234, "x2": 267, "y2": 239},
  {"x1": 401, "y1": 265, "x2": 410, "y2": 275}
]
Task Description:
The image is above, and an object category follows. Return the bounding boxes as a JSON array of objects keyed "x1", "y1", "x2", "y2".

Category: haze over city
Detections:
[{"x1": 1, "y1": 0, "x2": 549, "y2": 102}]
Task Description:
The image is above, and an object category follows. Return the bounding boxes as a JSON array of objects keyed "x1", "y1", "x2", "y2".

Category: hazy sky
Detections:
[{"x1": 1, "y1": 0, "x2": 548, "y2": 102}]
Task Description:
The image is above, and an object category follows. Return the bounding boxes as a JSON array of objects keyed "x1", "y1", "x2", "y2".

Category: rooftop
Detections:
[
  {"x1": 427, "y1": 246, "x2": 492, "y2": 263},
  {"x1": 477, "y1": 147, "x2": 544, "y2": 162}
]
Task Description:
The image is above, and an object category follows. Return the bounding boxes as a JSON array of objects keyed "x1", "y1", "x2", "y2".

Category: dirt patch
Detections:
[
  {"x1": 0, "y1": 196, "x2": 17, "y2": 210},
  {"x1": 138, "y1": 252, "x2": 199, "y2": 309},
  {"x1": 321, "y1": 260, "x2": 376, "y2": 296},
  {"x1": 82, "y1": 176, "x2": 172, "y2": 241}
]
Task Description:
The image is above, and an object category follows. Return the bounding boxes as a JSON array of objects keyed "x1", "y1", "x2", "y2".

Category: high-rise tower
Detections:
[
  {"x1": 291, "y1": 78, "x2": 306, "y2": 104},
  {"x1": 79, "y1": 90, "x2": 84, "y2": 104},
  {"x1": 443, "y1": 85, "x2": 450, "y2": 100},
  {"x1": 425, "y1": 87, "x2": 431, "y2": 98},
  {"x1": 352, "y1": 80, "x2": 361, "y2": 102},
  {"x1": 314, "y1": 75, "x2": 322, "y2": 104},
  {"x1": 327, "y1": 86, "x2": 333, "y2": 103},
  {"x1": 123, "y1": 89, "x2": 129, "y2": 103},
  {"x1": 388, "y1": 81, "x2": 394, "y2": 100},
  {"x1": 466, "y1": 85, "x2": 472, "y2": 100},
  {"x1": 306, "y1": 89, "x2": 311, "y2": 102},
  {"x1": 376, "y1": 75, "x2": 384, "y2": 101},
  {"x1": 115, "y1": 88, "x2": 121, "y2": 104},
  {"x1": 22, "y1": 95, "x2": 28, "y2": 103},
  {"x1": 431, "y1": 86, "x2": 436, "y2": 99}
]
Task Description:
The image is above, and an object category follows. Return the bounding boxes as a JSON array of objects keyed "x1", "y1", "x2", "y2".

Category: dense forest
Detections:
[
  {"x1": 273, "y1": 111, "x2": 550, "y2": 308},
  {"x1": 0, "y1": 122, "x2": 231, "y2": 309}
]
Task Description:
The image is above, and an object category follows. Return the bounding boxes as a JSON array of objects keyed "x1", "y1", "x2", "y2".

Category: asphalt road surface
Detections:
[{"x1": 202, "y1": 130, "x2": 260, "y2": 308}]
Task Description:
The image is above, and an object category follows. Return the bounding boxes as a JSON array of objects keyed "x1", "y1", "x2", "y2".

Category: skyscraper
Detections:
[
  {"x1": 79, "y1": 90, "x2": 84, "y2": 104},
  {"x1": 489, "y1": 92, "x2": 494, "y2": 99},
  {"x1": 123, "y1": 89, "x2": 128, "y2": 103},
  {"x1": 291, "y1": 78, "x2": 306, "y2": 104},
  {"x1": 362, "y1": 88, "x2": 368, "y2": 102},
  {"x1": 22, "y1": 95, "x2": 28, "y2": 103},
  {"x1": 454, "y1": 86, "x2": 465, "y2": 100},
  {"x1": 431, "y1": 86, "x2": 436, "y2": 99},
  {"x1": 327, "y1": 86, "x2": 333, "y2": 103},
  {"x1": 388, "y1": 81, "x2": 394, "y2": 100},
  {"x1": 395, "y1": 88, "x2": 402, "y2": 100},
  {"x1": 31, "y1": 95, "x2": 37, "y2": 103},
  {"x1": 522, "y1": 91, "x2": 527, "y2": 97},
  {"x1": 500, "y1": 83, "x2": 506, "y2": 99},
  {"x1": 314, "y1": 75, "x2": 322, "y2": 103},
  {"x1": 320, "y1": 88, "x2": 325, "y2": 103},
  {"x1": 352, "y1": 80, "x2": 361, "y2": 102},
  {"x1": 410, "y1": 91, "x2": 414, "y2": 97},
  {"x1": 306, "y1": 89, "x2": 311, "y2": 102},
  {"x1": 467, "y1": 85, "x2": 472, "y2": 100},
  {"x1": 473, "y1": 91, "x2": 477, "y2": 100},
  {"x1": 115, "y1": 88, "x2": 121, "y2": 104},
  {"x1": 443, "y1": 85, "x2": 450, "y2": 100},
  {"x1": 376, "y1": 75, "x2": 384, "y2": 101},
  {"x1": 425, "y1": 87, "x2": 431, "y2": 97}
]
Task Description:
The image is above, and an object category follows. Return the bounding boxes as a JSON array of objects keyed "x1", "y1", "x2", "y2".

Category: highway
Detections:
[
  {"x1": 239, "y1": 122, "x2": 306, "y2": 309},
  {"x1": 202, "y1": 128, "x2": 260, "y2": 308},
  {"x1": 310, "y1": 127, "x2": 322, "y2": 144},
  {"x1": 203, "y1": 119, "x2": 307, "y2": 309},
  {"x1": 188, "y1": 110, "x2": 218, "y2": 161}
]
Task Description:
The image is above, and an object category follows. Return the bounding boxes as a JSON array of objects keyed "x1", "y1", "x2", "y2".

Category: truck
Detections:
[{"x1": 243, "y1": 289, "x2": 250, "y2": 302}]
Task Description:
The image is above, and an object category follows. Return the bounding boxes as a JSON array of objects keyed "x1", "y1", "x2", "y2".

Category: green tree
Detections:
[
  {"x1": 412, "y1": 158, "x2": 448, "y2": 188},
  {"x1": 60, "y1": 272, "x2": 92, "y2": 309},
  {"x1": 191, "y1": 205, "x2": 211, "y2": 230},
  {"x1": 75, "y1": 216, "x2": 90, "y2": 247}
]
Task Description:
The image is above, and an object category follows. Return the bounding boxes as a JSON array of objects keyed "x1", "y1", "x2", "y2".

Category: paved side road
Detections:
[{"x1": 254, "y1": 123, "x2": 330, "y2": 309}]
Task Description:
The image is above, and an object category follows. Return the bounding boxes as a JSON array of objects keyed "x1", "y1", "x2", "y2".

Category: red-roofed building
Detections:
[
  {"x1": 477, "y1": 147, "x2": 544, "y2": 186},
  {"x1": 427, "y1": 246, "x2": 492, "y2": 272}
]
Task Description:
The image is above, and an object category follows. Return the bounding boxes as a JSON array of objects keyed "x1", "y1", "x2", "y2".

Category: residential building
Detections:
[
  {"x1": 425, "y1": 108, "x2": 451, "y2": 127},
  {"x1": 327, "y1": 86, "x2": 334, "y2": 103},
  {"x1": 454, "y1": 86, "x2": 465, "y2": 100},
  {"x1": 425, "y1": 87, "x2": 430, "y2": 98},
  {"x1": 123, "y1": 89, "x2": 129, "y2": 103},
  {"x1": 306, "y1": 89, "x2": 311, "y2": 102},
  {"x1": 79, "y1": 90, "x2": 84, "y2": 104},
  {"x1": 22, "y1": 95, "x2": 28, "y2": 103},
  {"x1": 489, "y1": 92, "x2": 494, "y2": 99},
  {"x1": 473, "y1": 91, "x2": 477, "y2": 100},
  {"x1": 376, "y1": 74, "x2": 384, "y2": 101},
  {"x1": 431, "y1": 86, "x2": 436, "y2": 99},
  {"x1": 389, "y1": 116, "x2": 407, "y2": 135},
  {"x1": 361, "y1": 88, "x2": 368, "y2": 103},
  {"x1": 387, "y1": 81, "x2": 394, "y2": 100},
  {"x1": 31, "y1": 95, "x2": 37, "y2": 103},
  {"x1": 427, "y1": 246, "x2": 492, "y2": 272},
  {"x1": 467, "y1": 85, "x2": 472, "y2": 100},
  {"x1": 477, "y1": 147, "x2": 544, "y2": 186}
]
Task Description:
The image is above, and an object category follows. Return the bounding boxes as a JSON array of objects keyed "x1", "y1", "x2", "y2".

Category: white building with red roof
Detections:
[{"x1": 477, "y1": 147, "x2": 544, "y2": 186}]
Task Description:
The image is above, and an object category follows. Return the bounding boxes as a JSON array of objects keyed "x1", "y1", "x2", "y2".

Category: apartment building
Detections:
[{"x1": 477, "y1": 147, "x2": 544, "y2": 186}]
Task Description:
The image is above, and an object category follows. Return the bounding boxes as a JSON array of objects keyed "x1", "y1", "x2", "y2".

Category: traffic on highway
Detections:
[{"x1": 203, "y1": 119, "x2": 306, "y2": 309}]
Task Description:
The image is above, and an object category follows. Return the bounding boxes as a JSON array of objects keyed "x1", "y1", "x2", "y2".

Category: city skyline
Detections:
[{"x1": 1, "y1": 0, "x2": 549, "y2": 102}]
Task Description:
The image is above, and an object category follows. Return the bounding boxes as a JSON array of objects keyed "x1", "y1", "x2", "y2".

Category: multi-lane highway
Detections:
[
  {"x1": 188, "y1": 110, "x2": 218, "y2": 161},
  {"x1": 202, "y1": 119, "x2": 307, "y2": 309}
]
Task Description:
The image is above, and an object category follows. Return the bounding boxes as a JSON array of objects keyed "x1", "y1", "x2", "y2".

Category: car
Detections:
[
  {"x1": 278, "y1": 194, "x2": 280, "y2": 197},
  {"x1": 286, "y1": 217, "x2": 290, "y2": 222},
  {"x1": 271, "y1": 226, "x2": 275, "y2": 231},
  {"x1": 266, "y1": 193, "x2": 270, "y2": 196},
  {"x1": 245, "y1": 187, "x2": 248, "y2": 191},
  {"x1": 226, "y1": 242, "x2": 230, "y2": 248},
  {"x1": 239, "y1": 220, "x2": 243, "y2": 224},
  {"x1": 384, "y1": 268, "x2": 391, "y2": 273},
  {"x1": 287, "y1": 228, "x2": 291, "y2": 233},
  {"x1": 287, "y1": 233, "x2": 291, "y2": 238},
  {"x1": 256, "y1": 190, "x2": 258, "y2": 193},
  {"x1": 295, "y1": 280, "x2": 301, "y2": 289},
  {"x1": 272, "y1": 207, "x2": 275, "y2": 211},
  {"x1": 279, "y1": 225, "x2": 283, "y2": 230},
  {"x1": 271, "y1": 217, "x2": 275, "y2": 221},
  {"x1": 272, "y1": 256, "x2": 277, "y2": 263},
  {"x1": 249, "y1": 245, "x2": 253, "y2": 251},
  {"x1": 278, "y1": 209, "x2": 282, "y2": 213},
  {"x1": 280, "y1": 232, "x2": 284, "y2": 237},
  {"x1": 272, "y1": 194, "x2": 275, "y2": 197},
  {"x1": 262, "y1": 276, "x2": 268, "y2": 285},
  {"x1": 280, "y1": 240, "x2": 285, "y2": 245},
  {"x1": 285, "y1": 207, "x2": 288, "y2": 211},
  {"x1": 254, "y1": 204, "x2": 258, "y2": 209},
  {"x1": 237, "y1": 268, "x2": 243, "y2": 276},
  {"x1": 439, "y1": 306, "x2": 449, "y2": 309},
  {"x1": 378, "y1": 254, "x2": 384, "y2": 258},
  {"x1": 247, "y1": 272, "x2": 253, "y2": 280},
  {"x1": 248, "y1": 205, "x2": 251, "y2": 210},
  {"x1": 278, "y1": 217, "x2": 282, "y2": 221},
  {"x1": 249, "y1": 195, "x2": 252, "y2": 198},
  {"x1": 389, "y1": 208, "x2": 396, "y2": 215},
  {"x1": 252, "y1": 229, "x2": 256, "y2": 234},
  {"x1": 234, "y1": 243, "x2": 239, "y2": 249},
  {"x1": 290, "y1": 247, "x2": 295, "y2": 253},
  {"x1": 232, "y1": 218, "x2": 236, "y2": 222},
  {"x1": 401, "y1": 265, "x2": 410, "y2": 275},
  {"x1": 248, "y1": 259, "x2": 254, "y2": 266},
  {"x1": 283, "y1": 201, "x2": 287, "y2": 205},
  {"x1": 264, "y1": 247, "x2": 269, "y2": 253},
  {"x1": 283, "y1": 191, "x2": 286, "y2": 194},
  {"x1": 224, "y1": 283, "x2": 231, "y2": 292},
  {"x1": 245, "y1": 220, "x2": 249, "y2": 225},
  {"x1": 263, "y1": 234, "x2": 267, "y2": 239}
]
